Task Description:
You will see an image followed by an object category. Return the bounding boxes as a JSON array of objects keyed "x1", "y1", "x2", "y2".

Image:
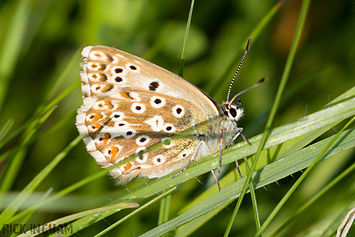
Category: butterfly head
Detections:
[{"x1": 221, "y1": 97, "x2": 244, "y2": 121}]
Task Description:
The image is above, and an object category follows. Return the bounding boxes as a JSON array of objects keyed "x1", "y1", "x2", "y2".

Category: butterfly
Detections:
[{"x1": 76, "y1": 38, "x2": 265, "y2": 189}]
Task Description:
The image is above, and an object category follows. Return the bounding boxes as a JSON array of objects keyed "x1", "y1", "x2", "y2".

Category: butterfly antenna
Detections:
[
  {"x1": 229, "y1": 77, "x2": 268, "y2": 106},
  {"x1": 226, "y1": 37, "x2": 252, "y2": 102}
]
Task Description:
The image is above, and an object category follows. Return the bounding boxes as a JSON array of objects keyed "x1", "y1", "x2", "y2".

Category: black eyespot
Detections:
[
  {"x1": 130, "y1": 65, "x2": 137, "y2": 70},
  {"x1": 230, "y1": 108, "x2": 237, "y2": 118},
  {"x1": 119, "y1": 123, "x2": 125, "y2": 126},
  {"x1": 157, "y1": 158, "x2": 161, "y2": 163},
  {"x1": 90, "y1": 115, "x2": 95, "y2": 119},
  {"x1": 154, "y1": 98, "x2": 161, "y2": 104},
  {"x1": 149, "y1": 81, "x2": 159, "y2": 91},
  {"x1": 139, "y1": 137, "x2": 146, "y2": 143},
  {"x1": 99, "y1": 137, "x2": 103, "y2": 141},
  {"x1": 115, "y1": 68, "x2": 123, "y2": 73},
  {"x1": 96, "y1": 86, "x2": 101, "y2": 90},
  {"x1": 127, "y1": 131, "x2": 133, "y2": 136},
  {"x1": 166, "y1": 126, "x2": 172, "y2": 131},
  {"x1": 115, "y1": 76, "x2": 123, "y2": 82},
  {"x1": 139, "y1": 155, "x2": 144, "y2": 160},
  {"x1": 108, "y1": 149, "x2": 111, "y2": 154},
  {"x1": 182, "y1": 153, "x2": 187, "y2": 157},
  {"x1": 176, "y1": 108, "x2": 182, "y2": 114},
  {"x1": 114, "y1": 114, "x2": 120, "y2": 118},
  {"x1": 136, "y1": 106, "x2": 141, "y2": 110}
]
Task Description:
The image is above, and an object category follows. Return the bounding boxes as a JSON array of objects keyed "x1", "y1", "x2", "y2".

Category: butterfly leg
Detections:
[
  {"x1": 218, "y1": 129, "x2": 223, "y2": 173},
  {"x1": 211, "y1": 170, "x2": 221, "y2": 191},
  {"x1": 172, "y1": 140, "x2": 203, "y2": 178},
  {"x1": 235, "y1": 160, "x2": 243, "y2": 179},
  {"x1": 226, "y1": 127, "x2": 250, "y2": 179}
]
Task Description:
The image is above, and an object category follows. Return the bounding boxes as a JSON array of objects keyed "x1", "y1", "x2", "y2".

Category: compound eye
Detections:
[{"x1": 229, "y1": 107, "x2": 237, "y2": 118}]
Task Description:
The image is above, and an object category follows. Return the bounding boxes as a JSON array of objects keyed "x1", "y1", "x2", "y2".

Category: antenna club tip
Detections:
[{"x1": 260, "y1": 77, "x2": 268, "y2": 82}]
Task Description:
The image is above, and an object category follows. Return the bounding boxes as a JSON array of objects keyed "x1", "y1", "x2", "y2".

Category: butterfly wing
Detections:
[{"x1": 76, "y1": 46, "x2": 220, "y2": 183}]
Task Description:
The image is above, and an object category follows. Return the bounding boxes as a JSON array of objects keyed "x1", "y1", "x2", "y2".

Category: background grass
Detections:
[{"x1": 0, "y1": 0, "x2": 355, "y2": 236}]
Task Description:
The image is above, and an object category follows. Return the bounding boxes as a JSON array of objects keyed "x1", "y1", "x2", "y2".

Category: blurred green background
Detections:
[{"x1": 0, "y1": 0, "x2": 354, "y2": 236}]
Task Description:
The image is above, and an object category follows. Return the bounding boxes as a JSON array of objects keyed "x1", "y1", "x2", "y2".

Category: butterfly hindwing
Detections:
[{"x1": 76, "y1": 46, "x2": 221, "y2": 183}]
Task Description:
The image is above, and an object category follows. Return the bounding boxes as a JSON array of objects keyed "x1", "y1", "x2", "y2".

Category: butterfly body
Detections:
[{"x1": 76, "y1": 46, "x2": 244, "y2": 184}]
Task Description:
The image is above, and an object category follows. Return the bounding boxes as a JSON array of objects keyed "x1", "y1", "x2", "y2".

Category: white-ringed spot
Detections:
[
  {"x1": 150, "y1": 96, "x2": 166, "y2": 108},
  {"x1": 153, "y1": 155, "x2": 166, "y2": 165},
  {"x1": 111, "y1": 112, "x2": 124, "y2": 121},
  {"x1": 149, "y1": 81, "x2": 160, "y2": 91},
  {"x1": 90, "y1": 50, "x2": 105, "y2": 60},
  {"x1": 129, "y1": 64, "x2": 138, "y2": 70},
  {"x1": 87, "y1": 62, "x2": 100, "y2": 71},
  {"x1": 114, "y1": 76, "x2": 123, "y2": 83},
  {"x1": 114, "y1": 121, "x2": 129, "y2": 128},
  {"x1": 163, "y1": 123, "x2": 175, "y2": 133},
  {"x1": 131, "y1": 103, "x2": 146, "y2": 114},
  {"x1": 135, "y1": 147, "x2": 148, "y2": 163},
  {"x1": 136, "y1": 135, "x2": 150, "y2": 146},
  {"x1": 111, "y1": 66, "x2": 124, "y2": 74},
  {"x1": 181, "y1": 152, "x2": 189, "y2": 159},
  {"x1": 123, "y1": 129, "x2": 136, "y2": 138},
  {"x1": 172, "y1": 105, "x2": 185, "y2": 118}
]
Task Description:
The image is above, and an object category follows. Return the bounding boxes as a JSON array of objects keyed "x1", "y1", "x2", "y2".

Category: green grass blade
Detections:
[
  {"x1": 270, "y1": 161, "x2": 355, "y2": 236},
  {"x1": 255, "y1": 116, "x2": 355, "y2": 236},
  {"x1": 93, "y1": 188, "x2": 176, "y2": 237},
  {"x1": 9, "y1": 188, "x2": 53, "y2": 237},
  {"x1": 0, "y1": 136, "x2": 81, "y2": 226},
  {"x1": 139, "y1": 126, "x2": 355, "y2": 237},
  {"x1": 0, "y1": 119, "x2": 14, "y2": 143},
  {"x1": 0, "y1": 106, "x2": 57, "y2": 193},
  {"x1": 208, "y1": 0, "x2": 283, "y2": 97},
  {"x1": 178, "y1": 0, "x2": 195, "y2": 77},
  {"x1": 18, "y1": 203, "x2": 139, "y2": 237},
  {"x1": 225, "y1": 1, "x2": 311, "y2": 235},
  {"x1": 52, "y1": 88, "x2": 355, "y2": 235},
  {"x1": 0, "y1": 0, "x2": 31, "y2": 112}
]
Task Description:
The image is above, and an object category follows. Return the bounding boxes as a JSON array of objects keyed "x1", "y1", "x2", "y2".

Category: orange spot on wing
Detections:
[
  {"x1": 109, "y1": 146, "x2": 118, "y2": 159},
  {"x1": 92, "y1": 123, "x2": 102, "y2": 130},
  {"x1": 92, "y1": 113, "x2": 103, "y2": 121},
  {"x1": 120, "y1": 92, "x2": 133, "y2": 99},
  {"x1": 104, "y1": 100, "x2": 114, "y2": 109},
  {"x1": 102, "y1": 133, "x2": 110, "y2": 144},
  {"x1": 102, "y1": 84, "x2": 113, "y2": 92},
  {"x1": 124, "y1": 162, "x2": 131, "y2": 171}
]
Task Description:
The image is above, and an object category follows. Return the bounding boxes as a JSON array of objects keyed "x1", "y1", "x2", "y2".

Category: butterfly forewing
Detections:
[{"x1": 76, "y1": 46, "x2": 221, "y2": 183}]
